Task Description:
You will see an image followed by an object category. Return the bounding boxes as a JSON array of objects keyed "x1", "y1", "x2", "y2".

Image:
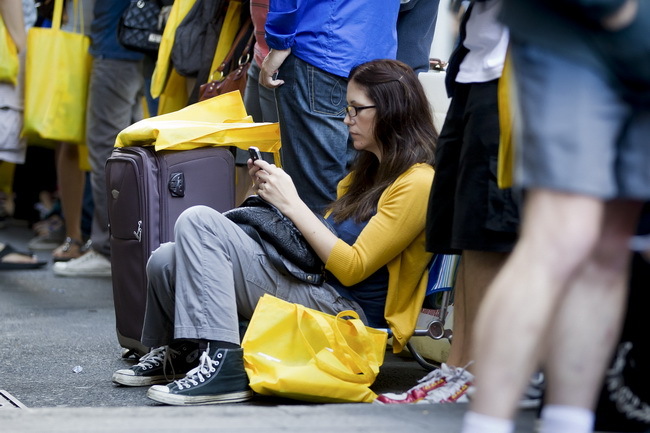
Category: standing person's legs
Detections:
[
  {"x1": 86, "y1": 58, "x2": 143, "y2": 258},
  {"x1": 396, "y1": 0, "x2": 440, "y2": 74},
  {"x1": 53, "y1": 58, "x2": 143, "y2": 276},
  {"x1": 244, "y1": 62, "x2": 263, "y2": 122},
  {"x1": 463, "y1": 41, "x2": 649, "y2": 432},
  {"x1": 446, "y1": 250, "x2": 507, "y2": 368},
  {"x1": 254, "y1": 64, "x2": 279, "y2": 124},
  {"x1": 52, "y1": 58, "x2": 143, "y2": 277},
  {"x1": 467, "y1": 193, "x2": 640, "y2": 426},
  {"x1": 377, "y1": 79, "x2": 517, "y2": 405},
  {"x1": 52, "y1": 142, "x2": 85, "y2": 261},
  {"x1": 244, "y1": 61, "x2": 279, "y2": 122},
  {"x1": 541, "y1": 200, "x2": 641, "y2": 410},
  {"x1": 445, "y1": 81, "x2": 519, "y2": 371},
  {"x1": 274, "y1": 54, "x2": 352, "y2": 214},
  {"x1": 427, "y1": 81, "x2": 519, "y2": 371}
]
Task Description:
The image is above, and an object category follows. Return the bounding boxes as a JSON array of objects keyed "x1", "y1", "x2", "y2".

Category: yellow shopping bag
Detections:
[
  {"x1": 115, "y1": 91, "x2": 282, "y2": 161},
  {"x1": 0, "y1": 16, "x2": 19, "y2": 85},
  {"x1": 242, "y1": 294, "x2": 388, "y2": 403},
  {"x1": 22, "y1": 0, "x2": 91, "y2": 144}
]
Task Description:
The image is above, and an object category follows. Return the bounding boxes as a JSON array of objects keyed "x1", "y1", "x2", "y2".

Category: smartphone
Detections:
[{"x1": 249, "y1": 146, "x2": 262, "y2": 162}]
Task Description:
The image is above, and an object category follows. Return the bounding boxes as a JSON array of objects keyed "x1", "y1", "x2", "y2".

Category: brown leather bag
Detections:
[{"x1": 199, "y1": 18, "x2": 255, "y2": 101}]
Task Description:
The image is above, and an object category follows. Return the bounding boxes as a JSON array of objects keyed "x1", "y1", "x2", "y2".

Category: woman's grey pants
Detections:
[{"x1": 141, "y1": 205, "x2": 366, "y2": 348}]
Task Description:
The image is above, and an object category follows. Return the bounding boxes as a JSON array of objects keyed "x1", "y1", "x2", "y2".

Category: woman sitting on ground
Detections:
[{"x1": 111, "y1": 59, "x2": 438, "y2": 405}]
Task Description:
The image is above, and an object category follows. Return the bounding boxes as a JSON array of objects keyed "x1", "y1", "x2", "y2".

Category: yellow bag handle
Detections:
[
  {"x1": 334, "y1": 311, "x2": 382, "y2": 372},
  {"x1": 52, "y1": 0, "x2": 84, "y2": 33},
  {"x1": 72, "y1": 0, "x2": 85, "y2": 35},
  {"x1": 51, "y1": 0, "x2": 64, "y2": 30},
  {"x1": 297, "y1": 308, "x2": 376, "y2": 383}
]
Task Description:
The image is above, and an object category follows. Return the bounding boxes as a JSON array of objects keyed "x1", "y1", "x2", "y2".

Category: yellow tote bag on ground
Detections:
[
  {"x1": 22, "y1": 0, "x2": 91, "y2": 144},
  {"x1": 0, "y1": 17, "x2": 19, "y2": 85},
  {"x1": 242, "y1": 294, "x2": 387, "y2": 403}
]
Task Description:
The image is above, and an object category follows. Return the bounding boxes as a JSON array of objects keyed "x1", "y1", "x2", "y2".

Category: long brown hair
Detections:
[{"x1": 327, "y1": 59, "x2": 438, "y2": 223}]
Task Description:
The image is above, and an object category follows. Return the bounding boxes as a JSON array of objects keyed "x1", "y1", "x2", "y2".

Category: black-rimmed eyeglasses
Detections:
[{"x1": 345, "y1": 105, "x2": 376, "y2": 117}]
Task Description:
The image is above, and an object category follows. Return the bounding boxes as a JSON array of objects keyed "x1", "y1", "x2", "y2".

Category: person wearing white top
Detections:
[{"x1": 377, "y1": 0, "x2": 524, "y2": 406}]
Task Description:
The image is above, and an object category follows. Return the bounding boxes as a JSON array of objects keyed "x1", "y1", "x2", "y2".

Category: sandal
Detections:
[
  {"x1": 0, "y1": 243, "x2": 47, "y2": 270},
  {"x1": 52, "y1": 237, "x2": 84, "y2": 262}
]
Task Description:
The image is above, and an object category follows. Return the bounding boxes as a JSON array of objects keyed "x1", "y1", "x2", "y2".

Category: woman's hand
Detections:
[
  {"x1": 248, "y1": 159, "x2": 300, "y2": 214},
  {"x1": 248, "y1": 159, "x2": 339, "y2": 263},
  {"x1": 259, "y1": 48, "x2": 291, "y2": 89}
]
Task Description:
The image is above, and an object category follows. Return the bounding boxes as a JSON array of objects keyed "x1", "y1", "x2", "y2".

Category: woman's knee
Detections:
[
  {"x1": 146, "y1": 242, "x2": 174, "y2": 277},
  {"x1": 175, "y1": 205, "x2": 220, "y2": 234}
]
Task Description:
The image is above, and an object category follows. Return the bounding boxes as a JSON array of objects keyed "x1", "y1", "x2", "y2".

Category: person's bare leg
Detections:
[
  {"x1": 468, "y1": 189, "x2": 606, "y2": 420},
  {"x1": 55, "y1": 143, "x2": 85, "y2": 252},
  {"x1": 446, "y1": 250, "x2": 508, "y2": 369},
  {"x1": 542, "y1": 199, "x2": 641, "y2": 410}
]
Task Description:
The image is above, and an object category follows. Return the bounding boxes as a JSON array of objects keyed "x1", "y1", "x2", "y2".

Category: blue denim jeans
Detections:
[
  {"x1": 397, "y1": 0, "x2": 440, "y2": 74},
  {"x1": 274, "y1": 54, "x2": 355, "y2": 214}
]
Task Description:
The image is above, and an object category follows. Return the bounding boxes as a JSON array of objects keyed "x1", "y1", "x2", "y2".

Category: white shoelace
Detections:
[
  {"x1": 135, "y1": 345, "x2": 181, "y2": 380},
  {"x1": 418, "y1": 368, "x2": 446, "y2": 385},
  {"x1": 174, "y1": 350, "x2": 222, "y2": 390},
  {"x1": 413, "y1": 362, "x2": 462, "y2": 389},
  {"x1": 409, "y1": 367, "x2": 448, "y2": 394},
  {"x1": 136, "y1": 346, "x2": 167, "y2": 370}
]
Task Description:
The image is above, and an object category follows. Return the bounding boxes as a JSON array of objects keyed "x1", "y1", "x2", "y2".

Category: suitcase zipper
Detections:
[{"x1": 133, "y1": 220, "x2": 142, "y2": 242}]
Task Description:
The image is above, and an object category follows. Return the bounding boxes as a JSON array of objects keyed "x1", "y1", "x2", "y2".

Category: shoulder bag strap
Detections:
[{"x1": 215, "y1": 17, "x2": 253, "y2": 78}]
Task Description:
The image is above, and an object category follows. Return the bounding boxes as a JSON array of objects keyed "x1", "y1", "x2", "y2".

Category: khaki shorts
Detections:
[{"x1": 512, "y1": 42, "x2": 650, "y2": 200}]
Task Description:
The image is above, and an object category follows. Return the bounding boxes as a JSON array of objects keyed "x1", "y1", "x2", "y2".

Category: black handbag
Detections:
[
  {"x1": 224, "y1": 196, "x2": 336, "y2": 285},
  {"x1": 117, "y1": 0, "x2": 165, "y2": 54}
]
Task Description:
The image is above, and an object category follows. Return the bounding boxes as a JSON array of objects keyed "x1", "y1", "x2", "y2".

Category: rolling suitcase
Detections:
[{"x1": 106, "y1": 146, "x2": 236, "y2": 356}]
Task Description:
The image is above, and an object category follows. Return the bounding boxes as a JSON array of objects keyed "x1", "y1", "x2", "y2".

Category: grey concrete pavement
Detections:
[{"x1": 0, "y1": 219, "x2": 537, "y2": 432}]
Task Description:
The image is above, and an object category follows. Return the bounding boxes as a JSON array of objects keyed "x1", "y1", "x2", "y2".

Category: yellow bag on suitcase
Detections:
[
  {"x1": 115, "y1": 91, "x2": 281, "y2": 162},
  {"x1": 242, "y1": 294, "x2": 387, "y2": 403},
  {"x1": 0, "y1": 17, "x2": 19, "y2": 85},
  {"x1": 22, "y1": 0, "x2": 91, "y2": 144}
]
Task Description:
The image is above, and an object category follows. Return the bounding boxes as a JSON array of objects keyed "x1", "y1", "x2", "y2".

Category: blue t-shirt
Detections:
[
  {"x1": 89, "y1": 0, "x2": 144, "y2": 60},
  {"x1": 265, "y1": 0, "x2": 400, "y2": 78},
  {"x1": 325, "y1": 216, "x2": 389, "y2": 328}
]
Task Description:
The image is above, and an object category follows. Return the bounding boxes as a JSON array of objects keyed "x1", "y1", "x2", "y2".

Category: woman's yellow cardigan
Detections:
[{"x1": 325, "y1": 163, "x2": 434, "y2": 353}]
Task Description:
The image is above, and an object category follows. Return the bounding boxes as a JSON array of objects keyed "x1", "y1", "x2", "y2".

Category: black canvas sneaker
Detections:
[
  {"x1": 146, "y1": 346, "x2": 252, "y2": 405},
  {"x1": 112, "y1": 342, "x2": 200, "y2": 387}
]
